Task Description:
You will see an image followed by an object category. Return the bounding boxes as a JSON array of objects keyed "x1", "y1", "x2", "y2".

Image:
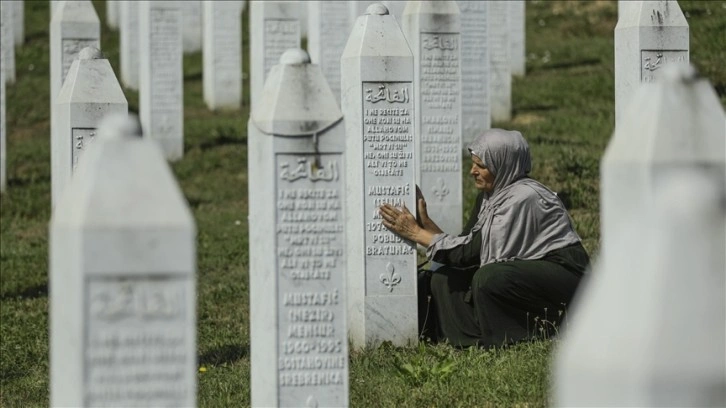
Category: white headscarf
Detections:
[{"x1": 427, "y1": 129, "x2": 582, "y2": 266}]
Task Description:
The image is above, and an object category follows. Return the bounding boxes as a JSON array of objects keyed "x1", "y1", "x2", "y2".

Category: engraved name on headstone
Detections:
[
  {"x1": 342, "y1": 3, "x2": 418, "y2": 348},
  {"x1": 614, "y1": 0, "x2": 688, "y2": 127},
  {"x1": 458, "y1": 1, "x2": 490, "y2": 147},
  {"x1": 119, "y1": 0, "x2": 139, "y2": 90},
  {"x1": 488, "y1": 0, "x2": 511, "y2": 122},
  {"x1": 248, "y1": 49, "x2": 349, "y2": 408},
  {"x1": 139, "y1": 1, "x2": 184, "y2": 161},
  {"x1": 50, "y1": 114, "x2": 197, "y2": 407},
  {"x1": 203, "y1": 1, "x2": 243, "y2": 110},
  {"x1": 403, "y1": 1, "x2": 463, "y2": 234},
  {"x1": 250, "y1": 1, "x2": 301, "y2": 111},
  {"x1": 308, "y1": 1, "x2": 352, "y2": 104},
  {"x1": 53, "y1": 47, "x2": 128, "y2": 206}
]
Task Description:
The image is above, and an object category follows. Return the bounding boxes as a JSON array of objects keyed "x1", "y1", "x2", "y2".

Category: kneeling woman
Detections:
[{"x1": 379, "y1": 129, "x2": 590, "y2": 348}]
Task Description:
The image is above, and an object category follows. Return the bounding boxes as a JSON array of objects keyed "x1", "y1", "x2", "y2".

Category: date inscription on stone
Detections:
[
  {"x1": 276, "y1": 153, "x2": 347, "y2": 406},
  {"x1": 84, "y1": 276, "x2": 192, "y2": 406},
  {"x1": 641, "y1": 50, "x2": 688, "y2": 83},
  {"x1": 61, "y1": 39, "x2": 99, "y2": 86},
  {"x1": 71, "y1": 127, "x2": 96, "y2": 172},
  {"x1": 264, "y1": 19, "x2": 299, "y2": 81},
  {"x1": 150, "y1": 8, "x2": 182, "y2": 139},
  {"x1": 362, "y1": 82, "x2": 416, "y2": 297}
]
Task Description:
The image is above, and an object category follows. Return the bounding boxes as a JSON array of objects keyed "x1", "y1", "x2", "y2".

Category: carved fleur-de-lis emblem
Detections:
[
  {"x1": 432, "y1": 178, "x2": 450, "y2": 201},
  {"x1": 379, "y1": 262, "x2": 401, "y2": 292}
]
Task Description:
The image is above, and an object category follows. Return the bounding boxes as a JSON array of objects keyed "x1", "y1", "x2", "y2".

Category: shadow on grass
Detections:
[
  {"x1": 199, "y1": 343, "x2": 249, "y2": 366},
  {"x1": 0, "y1": 282, "x2": 48, "y2": 301}
]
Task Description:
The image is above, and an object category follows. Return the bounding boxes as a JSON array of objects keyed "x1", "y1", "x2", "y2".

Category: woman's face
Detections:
[{"x1": 470, "y1": 154, "x2": 495, "y2": 192}]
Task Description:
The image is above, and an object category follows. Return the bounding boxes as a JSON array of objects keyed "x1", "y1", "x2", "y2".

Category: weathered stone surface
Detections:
[
  {"x1": 307, "y1": 1, "x2": 351, "y2": 105},
  {"x1": 458, "y1": 1, "x2": 491, "y2": 147},
  {"x1": 250, "y1": 1, "x2": 301, "y2": 111},
  {"x1": 119, "y1": 0, "x2": 139, "y2": 90},
  {"x1": 203, "y1": 1, "x2": 243, "y2": 110},
  {"x1": 342, "y1": 3, "x2": 418, "y2": 349},
  {"x1": 488, "y1": 0, "x2": 511, "y2": 122},
  {"x1": 555, "y1": 64, "x2": 726, "y2": 407},
  {"x1": 52, "y1": 47, "x2": 128, "y2": 206},
  {"x1": 402, "y1": 1, "x2": 463, "y2": 234},
  {"x1": 139, "y1": 1, "x2": 184, "y2": 161},
  {"x1": 180, "y1": 1, "x2": 202, "y2": 53},
  {"x1": 248, "y1": 48, "x2": 349, "y2": 408},
  {"x1": 614, "y1": 0, "x2": 688, "y2": 127},
  {"x1": 509, "y1": 0, "x2": 525, "y2": 76},
  {"x1": 50, "y1": 113, "x2": 197, "y2": 407}
]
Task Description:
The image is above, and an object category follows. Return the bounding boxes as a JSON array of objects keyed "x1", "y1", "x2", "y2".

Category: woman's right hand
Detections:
[{"x1": 416, "y1": 185, "x2": 443, "y2": 234}]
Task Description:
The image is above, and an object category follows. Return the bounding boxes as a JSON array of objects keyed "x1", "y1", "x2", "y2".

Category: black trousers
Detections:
[{"x1": 418, "y1": 243, "x2": 589, "y2": 348}]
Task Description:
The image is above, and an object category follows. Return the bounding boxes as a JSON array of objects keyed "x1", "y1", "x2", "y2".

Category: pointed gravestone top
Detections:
[
  {"x1": 252, "y1": 49, "x2": 342, "y2": 136},
  {"x1": 77, "y1": 45, "x2": 102, "y2": 59},
  {"x1": 366, "y1": 3, "x2": 389, "y2": 15}
]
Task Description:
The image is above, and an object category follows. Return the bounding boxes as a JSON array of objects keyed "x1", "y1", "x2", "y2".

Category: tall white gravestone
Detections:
[
  {"x1": 106, "y1": 0, "x2": 119, "y2": 30},
  {"x1": 614, "y1": 0, "x2": 688, "y2": 128},
  {"x1": 1, "y1": 1, "x2": 15, "y2": 84},
  {"x1": 248, "y1": 49, "x2": 349, "y2": 408},
  {"x1": 402, "y1": 1, "x2": 462, "y2": 234},
  {"x1": 52, "y1": 47, "x2": 128, "y2": 207},
  {"x1": 180, "y1": 1, "x2": 202, "y2": 54},
  {"x1": 50, "y1": 114, "x2": 198, "y2": 407},
  {"x1": 458, "y1": 1, "x2": 491, "y2": 147},
  {"x1": 555, "y1": 65, "x2": 726, "y2": 407},
  {"x1": 250, "y1": 1, "x2": 301, "y2": 111},
  {"x1": 202, "y1": 1, "x2": 243, "y2": 110},
  {"x1": 11, "y1": 0, "x2": 23, "y2": 46},
  {"x1": 509, "y1": 0, "x2": 525, "y2": 77},
  {"x1": 488, "y1": 0, "x2": 511, "y2": 122},
  {"x1": 119, "y1": 0, "x2": 139, "y2": 90},
  {"x1": 308, "y1": 1, "x2": 351, "y2": 105},
  {"x1": 50, "y1": 0, "x2": 100, "y2": 115},
  {"x1": 139, "y1": 1, "x2": 184, "y2": 161},
  {"x1": 341, "y1": 3, "x2": 418, "y2": 348}
]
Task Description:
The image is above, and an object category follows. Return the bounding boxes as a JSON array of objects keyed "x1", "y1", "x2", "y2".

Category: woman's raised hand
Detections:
[
  {"x1": 416, "y1": 185, "x2": 443, "y2": 234},
  {"x1": 379, "y1": 202, "x2": 435, "y2": 247}
]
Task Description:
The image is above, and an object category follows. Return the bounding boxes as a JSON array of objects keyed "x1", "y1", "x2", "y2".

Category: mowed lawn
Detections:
[{"x1": 1, "y1": 1, "x2": 724, "y2": 407}]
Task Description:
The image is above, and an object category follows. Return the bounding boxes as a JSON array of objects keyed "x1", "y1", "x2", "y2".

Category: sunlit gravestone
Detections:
[
  {"x1": 50, "y1": 113, "x2": 198, "y2": 407},
  {"x1": 202, "y1": 1, "x2": 243, "y2": 110},
  {"x1": 180, "y1": 1, "x2": 202, "y2": 54},
  {"x1": 488, "y1": 0, "x2": 511, "y2": 122},
  {"x1": 119, "y1": 1, "x2": 139, "y2": 90},
  {"x1": 555, "y1": 64, "x2": 726, "y2": 407},
  {"x1": 0, "y1": 1, "x2": 14, "y2": 84},
  {"x1": 250, "y1": 1, "x2": 301, "y2": 111},
  {"x1": 341, "y1": 3, "x2": 418, "y2": 348},
  {"x1": 458, "y1": 1, "x2": 491, "y2": 148},
  {"x1": 307, "y1": 1, "x2": 352, "y2": 105},
  {"x1": 614, "y1": 0, "x2": 688, "y2": 128},
  {"x1": 50, "y1": 0, "x2": 100, "y2": 208},
  {"x1": 509, "y1": 0, "x2": 525, "y2": 77},
  {"x1": 248, "y1": 49, "x2": 349, "y2": 408},
  {"x1": 139, "y1": 1, "x2": 184, "y2": 161},
  {"x1": 402, "y1": 1, "x2": 463, "y2": 234},
  {"x1": 52, "y1": 47, "x2": 128, "y2": 207}
]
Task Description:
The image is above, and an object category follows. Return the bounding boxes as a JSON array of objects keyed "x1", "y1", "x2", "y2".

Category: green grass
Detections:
[{"x1": 1, "y1": 1, "x2": 724, "y2": 406}]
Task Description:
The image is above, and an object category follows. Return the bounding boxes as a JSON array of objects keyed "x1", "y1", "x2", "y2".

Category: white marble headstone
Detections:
[
  {"x1": 458, "y1": 1, "x2": 491, "y2": 147},
  {"x1": 248, "y1": 49, "x2": 349, "y2": 408},
  {"x1": 139, "y1": 1, "x2": 184, "y2": 161},
  {"x1": 488, "y1": 0, "x2": 511, "y2": 122},
  {"x1": 180, "y1": 1, "x2": 202, "y2": 54},
  {"x1": 350, "y1": 1, "x2": 405, "y2": 26},
  {"x1": 119, "y1": 1, "x2": 139, "y2": 90},
  {"x1": 307, "y1": 1, "x2": 351, "y2": 105},
  {"x1": 1, "y1": 68, "x2": 5, "y2": 193},
  {"x1": 106, "y1": 0, "x2": 119, "y2": 30},
  {"x1": 342, "y1": 3, "x2": 418, "y2": 348},
  {"x1": 403, "y1": 1, "x2": 463, "y2": 234},
  {"x1": 509, "y1": 0, "x2": 525, "y2": 76},
  {"x1": 1, "y1": 1, "x2": 16, "y2": 84},
  {"x1": 250, "y1": 1, "x2": 301, "y2": 111},
  {"x1": 11, "y1": 0, "x2": 23, "y2": 46},
  {"x1": 555, "y1": 64, "x2": 726, "y2": 407},
  {"x1": 52, "y1": 47, "x2": 128, "y2": 206},
  {"x1": 202, "y1": 1, "x2": 243, "y2": 110},
  {"x1": 614, "y1": 0, "x2": 688, "y2": 128},
  {"x1": 50, "y1": 113, "x2": 198, "y2": 407}
]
